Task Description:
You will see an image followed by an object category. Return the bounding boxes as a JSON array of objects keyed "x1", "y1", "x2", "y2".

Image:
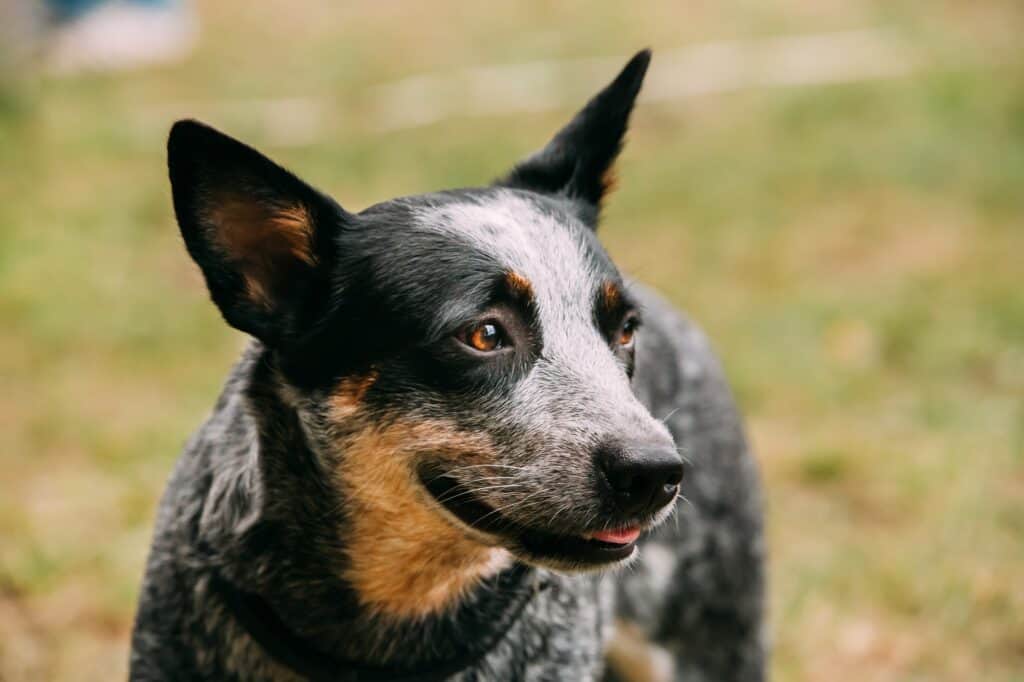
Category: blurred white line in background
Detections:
[
  {"x1": 140, "y1": 95, "x2": 328, "y2": 148},
  {"x1": 369, "y1": 28, "x2": 919, "y2": 131},
  {"x1": 143, "y1": 28, "x2": 921, "y2": 145}
]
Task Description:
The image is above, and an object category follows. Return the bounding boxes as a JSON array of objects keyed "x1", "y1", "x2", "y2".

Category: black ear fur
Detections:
[
  {"x1": 167, "y1": 120, "x2": 345, "y2": 345},
  {"x1": 498, "y1": 49, "x2": 651, "y2": 219}
]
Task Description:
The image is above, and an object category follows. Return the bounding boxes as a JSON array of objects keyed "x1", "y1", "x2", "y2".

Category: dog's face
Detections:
[{"x1": 168, "y1": 51, "x2": 680, "y2": 580}]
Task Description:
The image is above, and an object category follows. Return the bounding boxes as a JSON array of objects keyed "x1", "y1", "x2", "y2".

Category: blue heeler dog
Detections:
[{"x1": 130, "y1": 50, "x2": 766, "y2": 681}]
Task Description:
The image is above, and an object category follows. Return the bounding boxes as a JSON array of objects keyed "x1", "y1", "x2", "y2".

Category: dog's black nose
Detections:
[{"x1": 598, "y1": 442, "x2": 683, "y2": 516}]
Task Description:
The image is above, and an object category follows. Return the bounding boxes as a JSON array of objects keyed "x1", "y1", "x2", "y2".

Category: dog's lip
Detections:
[
  {"x1": 417, "y1": 469, "x2": 641, "y2": 564},
  {"x1": 584, "y1": 526, "x2": 641, "y2": 545}
]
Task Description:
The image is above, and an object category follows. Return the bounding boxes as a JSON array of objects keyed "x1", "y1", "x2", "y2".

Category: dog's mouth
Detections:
[{"x1": 418, "y1": 469, "x2": 641, "y2": 567}]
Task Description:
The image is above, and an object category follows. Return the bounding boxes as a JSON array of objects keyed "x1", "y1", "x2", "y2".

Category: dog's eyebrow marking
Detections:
[
  {"x1": 602, "y1": 280, "x2": 622, "y2": 310},
  {"x1": 504, "y1": 270, "x2": 535, "y2": 299},
  {"x1": 411, "y1": 191, "x2": 600, "y2": 325},
  {"x1": 597, "y1": 279, "x2": 629, "y2": 326}
]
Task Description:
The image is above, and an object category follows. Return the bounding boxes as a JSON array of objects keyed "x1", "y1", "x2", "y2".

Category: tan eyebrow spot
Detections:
[
  {"x1": 602, "y1": 280, "x2": 622, "y2": 310},
  {"x1": 505, "y1": 270, "x2": 534, "y2": 299}
]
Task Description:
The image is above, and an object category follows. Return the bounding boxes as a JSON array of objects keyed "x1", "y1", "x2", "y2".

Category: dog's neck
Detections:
[
  {"x1": 209, "y1": 561, "x2": 542, "y2": 681},
  {"x1": 197, "y1": 348, "x2": 534, "y2": 669}
]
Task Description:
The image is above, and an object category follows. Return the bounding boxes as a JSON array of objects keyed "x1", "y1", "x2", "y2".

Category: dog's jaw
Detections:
[{"x1": 416, "y1": 466, "x2": 678, "y2": 572}]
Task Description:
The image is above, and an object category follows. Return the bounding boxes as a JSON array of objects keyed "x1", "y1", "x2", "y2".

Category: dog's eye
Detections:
[
  {"x1": 461, "y1": 321, "x2": 505, "y2": 352},
  {"x1": 618, "y1": 316, "x2": 639, "y2": 348}
]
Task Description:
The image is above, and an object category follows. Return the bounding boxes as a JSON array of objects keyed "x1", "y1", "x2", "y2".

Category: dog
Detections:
[{"x1": 130, "y1": 50, "x2": 766, "y2": 681}]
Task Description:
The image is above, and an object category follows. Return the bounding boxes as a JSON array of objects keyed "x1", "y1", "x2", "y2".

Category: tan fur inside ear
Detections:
[{"x1": 207, "y1": 197, "x2": 315, "y2": 308}]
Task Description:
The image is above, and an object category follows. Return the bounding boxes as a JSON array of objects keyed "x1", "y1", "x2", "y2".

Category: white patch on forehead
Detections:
[{"x1": 412, "y1": 190, "x2": 599, "y2": 316}]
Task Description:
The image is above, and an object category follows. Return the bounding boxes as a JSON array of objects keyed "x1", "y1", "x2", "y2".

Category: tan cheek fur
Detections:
[
  {"x1": 329, "y1": 396, "x2": 511, "y2": 620},
  {"x1": 330, "y1": 370, "x2": 380, "y2": 418}
]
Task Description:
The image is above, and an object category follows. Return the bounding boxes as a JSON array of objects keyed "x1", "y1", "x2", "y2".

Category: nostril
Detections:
[{"x1": 607, "y1": 470, "x2": 635, "y2": 494}]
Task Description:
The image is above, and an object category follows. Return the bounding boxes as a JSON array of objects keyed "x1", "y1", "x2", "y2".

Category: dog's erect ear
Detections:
[
  {"x1": 168, "y1": 120, "x2": 345, "y2": 345},
  {"x1": 498, "y1": 49, "x2": 650, "y2": 220}
]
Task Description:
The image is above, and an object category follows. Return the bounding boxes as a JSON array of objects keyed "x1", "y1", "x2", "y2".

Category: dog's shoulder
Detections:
[{"x1": 130, "y1": 345, "x2": 266, "y2": 669}]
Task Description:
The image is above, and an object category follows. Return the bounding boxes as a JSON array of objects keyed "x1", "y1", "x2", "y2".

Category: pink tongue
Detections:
[{"x1": 590, "y1": 527, "x2": 641, "y2": 545}]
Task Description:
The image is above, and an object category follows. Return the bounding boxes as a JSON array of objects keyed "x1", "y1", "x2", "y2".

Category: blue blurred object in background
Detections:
[
  {"x1": 42, "y1": 0, "x2": 197, "y2": 74},
  {"x1": 47, "y1": 0, "x2": 183, "y2": 22}
]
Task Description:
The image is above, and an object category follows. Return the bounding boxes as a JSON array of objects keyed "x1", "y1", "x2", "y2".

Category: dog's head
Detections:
[{"x1": 169, "y1": 51, "x2": 680, "y2": 593}]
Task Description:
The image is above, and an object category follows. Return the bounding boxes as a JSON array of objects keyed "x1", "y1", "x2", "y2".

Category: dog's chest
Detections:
[{"x1": 457, "y1": 574, "x2": 614, "y2": 681}]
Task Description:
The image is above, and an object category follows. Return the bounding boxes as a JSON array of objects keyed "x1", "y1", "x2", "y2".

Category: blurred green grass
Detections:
[{"x1": 1, "y1": 1, "x2": 1022, "y2": 680}]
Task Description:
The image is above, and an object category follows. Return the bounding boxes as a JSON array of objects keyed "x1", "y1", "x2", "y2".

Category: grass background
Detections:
[{"x1": 1, "y1": 1, "x2": 1022, "y2": 679}]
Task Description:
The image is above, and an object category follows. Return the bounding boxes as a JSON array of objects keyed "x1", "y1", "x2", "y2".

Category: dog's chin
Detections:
[{"x1": 417, "y1": 470, "x2": 669, "y2": 572}]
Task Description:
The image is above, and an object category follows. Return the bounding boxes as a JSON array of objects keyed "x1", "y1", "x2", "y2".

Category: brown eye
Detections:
[
  {"x1": 618, "y1": 316, "x2": 638, "y2": 347},
  {"x1": 464, "y1": 321, "x2": 504, "y2": 352}
]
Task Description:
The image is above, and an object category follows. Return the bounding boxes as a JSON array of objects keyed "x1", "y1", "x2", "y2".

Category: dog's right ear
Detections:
[
  {"x1": 497, "y1": 49, "x2": 650, "y2": 222},
  {"x1": 168, "y1": 120, "x2": 346, "y2": 345}
]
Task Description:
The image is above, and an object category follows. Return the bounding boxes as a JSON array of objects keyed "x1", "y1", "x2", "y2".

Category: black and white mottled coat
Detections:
[{"x1": 131, "y1": 51, "x2": 765, "y2": 681}]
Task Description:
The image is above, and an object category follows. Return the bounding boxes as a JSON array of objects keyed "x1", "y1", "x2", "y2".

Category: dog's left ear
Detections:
[{"x1": 497, "y1": 49, "x2": 651, "y2": 223}]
